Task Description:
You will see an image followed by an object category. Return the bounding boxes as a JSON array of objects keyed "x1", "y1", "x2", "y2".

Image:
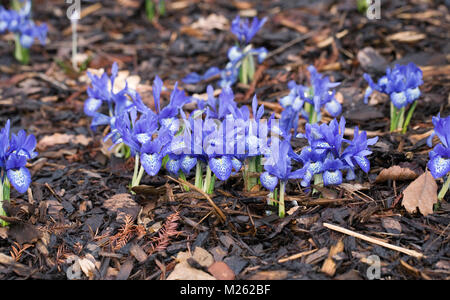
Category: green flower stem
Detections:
[
  {"x1": 402, "y1": 101, "x2": 418, "y2": 134},
  {"x1": 130, "y1": 154, "x2": 145, "y2": 194},
  {"x1": 247, "y1": 54, "x2": 255, "y2": 82},
  {"x1": 203, "y1": 165, "x2": 216, "y2": 194},
  {"x1": 158, "y1": 0, "x2": 166, "y2": 16},
  {"x1": 0, "y1": 178, "x2": 10, "y2": 227},
  {"x1": 12, "y1": 0, "x2": 22, "y2": 10},
  {"x1": 279, "y1": 181, "x2": 286, "y2": 218},
  {"x1": 14, "y1": 34, "x2": 29, "y2": 64},
  {"x1": 114, "y1": 143, "x2": 130, "y2": 158},
  {"x1": 179, "y1": 171, "x2": 190, "y2": 192},
  {"x1": 438, "y1": 175, "x2": 450, "y2": 201},
  {"x1": 246, "y1": 157, "x2": 258, "y2": 191},
  {"x1": 397, "y1": 107, "x2": 405, "y2": 131},
  {"x1": 240, "y1": 55, "x2": 249, "y2": 85},
  {"x1": 268, "y1": 187, "x2": 277, "y2": 206},
  {"x1": 131, "y1": 153, "x2": 140, "y2": 187},
  {"x1": 146, "y1": 0, "x2": 156, "y2": 21},
  {"x1": 255, "y1": 155, "x2": 262, "y2": 173},
  {"x1": 313, "y1": 173, "x2": 323, "y2": 195},
  {"x1": 208, "y1": 174, "x2": 216, "y2": 195},
  {"x1": 135, "y1": 165, "x2": 145, "y2": 187},
  {"x1": 307, "y1": 103, "x2": 317, "y2": 124},
  {"x1": 390, "y1": 102, "x2": 396, "y2": 131},
  {"x1": 195, "y1": 161, "x2": 203, "y2": 190}
]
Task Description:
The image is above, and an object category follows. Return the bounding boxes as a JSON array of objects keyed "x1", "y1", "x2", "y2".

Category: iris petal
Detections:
[
  {"x1": 180, "y1": 155, "x2": 197, "y2": 174},
  {"x1": 84, "y1": 98, "x2": 102, "y2": 116},
  {"x1": 428, "y1": 155, "x2": 450, "y2": 179},
  {"x1": 141, "y1": 153, "x2": 162, "y2": 176},
  {"x1": 323, "y1": 170, "x2": 342, "y2": 186},
  {"x1": 354, "y1": 156, "x2": 370, "y2": 173},
  {"x1": 209, "y1": 156, "x2": 232, "y2": 181},
  {"x1": 260, "y1": 172, "x2": 278, "y2": 191},
  {"x1": 7, "y1": 167, "x2": 31, "y2": 194},
  {"x1": 166, "y1": 158, "x2": 181, "y2": 175}
]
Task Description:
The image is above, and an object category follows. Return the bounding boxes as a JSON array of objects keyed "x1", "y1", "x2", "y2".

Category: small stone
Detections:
[{"x1": 208, "y1": 261, "x2": 235, "y2": 280}]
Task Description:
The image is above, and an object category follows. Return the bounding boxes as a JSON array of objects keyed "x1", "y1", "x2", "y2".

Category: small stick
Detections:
[
  {"x1": 166, "y1": 175, "x2": 226, "y2": 223},
  {"x1": 278, "y1": 249, "x2": 318, "y2": 263},
  {"x1": 323, "y1": 223, "x2": 424, "y2": 259}
]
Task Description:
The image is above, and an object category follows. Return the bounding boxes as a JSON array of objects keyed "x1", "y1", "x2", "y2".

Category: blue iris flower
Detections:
[
  {"x1": 231, "y1": 15, "x2": 267, "y2": 44},
  {"x1": 183, "y1": 15, "x2": 268, "y2": 88},
  {"x1": 0, "y1": 120, "x2": 37, "y2": 194},
  {"x1": 427, "y1": 114, "x2": 450, "y2": 179},
  {"x1": 280, "y1": 65, "x2": 341, "y2": 134},
  {"x1": 0, "y1": 0, "x2": 47, "y2": 48},
  {"x1": 296, "y1": 117, "x2": 378, "y2": 187},
  {"x1": 363, "y1": 63, "x2": 423, "y2": 109},
  {"x1": 84, "y1": 62, "x2": 135, "y2": 132},
  {"x1": 260, "y1": 139, "x2": 309, "y2": 191}
]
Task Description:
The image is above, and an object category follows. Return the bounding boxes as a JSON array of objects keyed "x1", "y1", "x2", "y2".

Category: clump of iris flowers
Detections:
[
  {"x1": 363, "y1": 63, "x2": 423, "y2": 133},
  {"x1": 0, "y1": 0, "x2": 47, "y2": 64},
  {"x1": 105, "y1": 75, "x2": 190, "y2": 191},
  {"x1": 296, "y1": 117, "x2": 378, "y2": 191},
  {"x1": 427, "y1": 114, "x2": 450, "y2": 201},
  {"x1": 84, "y1": 62, "x2": 137, "y2": 158},
  {"x1": 0, "y1": 120, "x2": 37, "y2": 226},
  {"x1": 183, "y1": 15, "x2": 267, "y2": 88},
  {"x1": 279, "y1": 65, "x2": 341, "y2": 135},
  {"x1": 260, "y1": 138, "x2": 308, "y2": 218}
]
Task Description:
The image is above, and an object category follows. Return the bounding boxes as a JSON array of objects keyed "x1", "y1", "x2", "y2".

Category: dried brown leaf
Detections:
[
  {"x1": 103, "y1": 193, "x2": 141, "y2": 223},
  {"x1": 375, "y1": 165, "x2": 420, "y2": 182},
  {"x1": 387, "y1": 31, "x2": 426, "y2": 43},
  {"x1": 37, "y1": 133, "x2": 91, "y2": 150},
  {"x1": 402, "y1": 171, "x2": 438, "y2": 216}
]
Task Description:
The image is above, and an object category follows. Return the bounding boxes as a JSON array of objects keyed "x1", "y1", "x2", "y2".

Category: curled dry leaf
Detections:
[
  {"x1": 375, "y1": 165, "x2": 421, "y2": 183},
  {"x1": 402, "y1": 171, "x2": 438, "y2": 216}
]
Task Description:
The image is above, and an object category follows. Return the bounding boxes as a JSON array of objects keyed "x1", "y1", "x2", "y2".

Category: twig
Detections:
[
  {"x1": 266, "y1": 31, "x2": 316, "y2": 59},
  {"x1": 323, "y1": 223, "x2": 424, "y2": 259},
  {"x1": 278, "y1": 249, "x2": 318, "y2": 263},
  {"x1": 166, "y1": 176, "x2": 226, "y2": 223}
]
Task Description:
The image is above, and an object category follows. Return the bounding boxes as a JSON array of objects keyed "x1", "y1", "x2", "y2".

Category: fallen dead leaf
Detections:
[
  {"x1": 191, "y1": 14, "x2": 229, "y2": 32},
  {"x1": 387, "y1": 31, "x2": 426, "y2": 43},
  {"x1": 37, "y1": 133, "x2": 92, "y2": 150},
  {"x1": 375, "y1": 165, "x2": 421, "y2": 183},
  {"x1": 402, "y1": 171, "x2": 438, "y2": 216},
  {"x1": 103, "y1": 193, "x2": 141, "y2": 223}
]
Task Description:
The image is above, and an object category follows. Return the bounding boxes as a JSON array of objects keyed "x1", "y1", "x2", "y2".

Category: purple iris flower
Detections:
[
  {"x1": 427, "y1": 114, "x2": 450, "y2": 179},
  {"x1": 84, "y1": 62, "x2": 135, "y2": 131},
  {"x1": 280, "y1": 66, "x2": 341, "y2": 133},
  {"x1": 363, "y1": 63, "x2": 423, "y2": 108},
  {"x1": 0, "y1": 120, "x2": 37, "y2": 194},
  {"x1": 231, "y1": 16, "x2": 267, "y2": 44},
  {"x1": 182, "y1": 15, "x2": 268, "y2": 88},
  {"x1": 260, "y1": 139, "x2": 309, "y2": 191},
  {"x1": 297, "y1": 117, "x2": 378, "y2": 187},
  {"x1": 0, "y1": 0, "x2": 47, "y2": 48}
]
